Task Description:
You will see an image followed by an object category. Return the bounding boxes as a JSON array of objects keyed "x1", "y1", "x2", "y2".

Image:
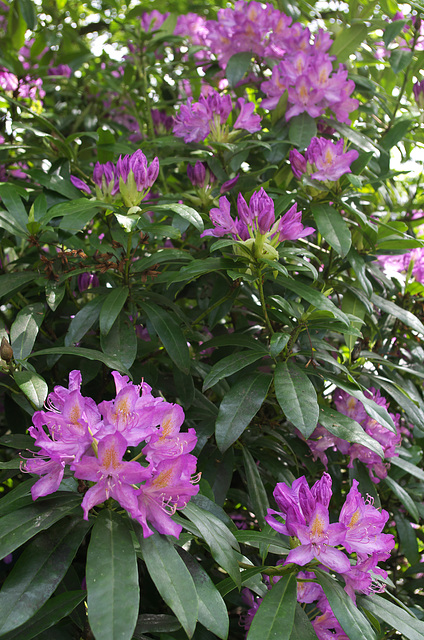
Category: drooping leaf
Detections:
[
  {"x1": 247, "y1": 574, "x2": 297, "y2": 640},
  {"x1": 289, "y1": 604, "x2": 319, "y2": 640},
  {"x1": 203, "y1": 351, "x2": 266, "y2": 391},
  {"x1": 242, "y1": 446, "x2": 269, "y2": 528},
  {"x1": 226, "y1": 51, "x2": 252, "y2": 87},
  {"x1": 278, "y1": 276, "x2": 349, "y2": 325},
  {"x1": 384, "y1": 476, "x2": 419, "y2": 522},
  {"x1": 14, "y1": 371, "x2": 48, "y2": 409},
  {"x1": 10, "y1": 303, "x2": 45, "y2": 360},
  {"x1": 86, "y1": 510, "x2": 139, "y2": 640},
  {"x1": 358, "y1": 594, "x2": 424, "y2": 640},
  {"x1": 28, "y1": 346, "x2": 131, "y2": 376},
  {"x1": 141, "y1": 301, "x2": 190, "y2": 374},
  {"x1": 215, "y1": 372, "x2": 272, "y2": 452},
  {"x1": 64, "y1": 296, "x2": 104, "y2": 346},
  {"x1": 137, "y1": 530, "x2": 198, "y2": 638},
  {"x1": 311, "y1": 204, "x2": 351, "y2": 257},
  {"x1": 318, "y1": 406, "x2": 384, "y2": 458},
  {"x1": 274, "y1": 362, "x2": 318, "y2": 438}
]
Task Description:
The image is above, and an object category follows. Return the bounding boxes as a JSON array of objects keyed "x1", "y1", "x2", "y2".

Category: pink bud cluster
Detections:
[
  {"x1": 290, "y1": 137, "x2": 359, "y2": 182},
  {"x1": 305, "y1": 388, "x2": 401, "y2": 483},
  {"x1": 242, "y1": 473, "x2": 394, "y2": 639},
  {"x1": 23, "y1": 370, "x2": 200, "y2": 538},
  {"x1": 173, "y1": 90, "x2": 261, "y2": 143}
]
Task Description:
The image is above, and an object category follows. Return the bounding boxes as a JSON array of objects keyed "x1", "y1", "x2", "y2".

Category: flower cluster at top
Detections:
[
  {"x1": 200, "y1": 187, "x2": 314, "y2": 259},
  {"x1": 173, "y1": 90, "x2": 261, "y2": 143},
  {"x1": 378, "y1": 246, "x2": 424, "y2": 284},
  {"x1": 23, "y1": 370, "x2": 199, "y2": 538},
  {"x1": 290, "y1": 137, "x2": 359, "y2": 183},
  {"x1": 71, "y1": 149, "x2": 159, "y2": 207},
  {"x1": 304, "y1": 388, "x2": 401, "y2": 483},
  {"x1": 242, "y1": 473, "x2": 394, "y2": 639}
]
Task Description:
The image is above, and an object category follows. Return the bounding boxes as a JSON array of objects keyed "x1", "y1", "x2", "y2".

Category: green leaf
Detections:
[
  {"x1": 0, "y1": 184, "x2": 28, "y2": 231},
  {"x1": 215, "y1": 372, "x2": 272, "y2": 452},
  {"x1": 247, "y1": 574, "x2": 297, "y2": 640},
  {"x1": 315, "y1": 570, "x2": 376, "y2": 640},
  {"x1": 274, "y1": 362, "x2": 318, "y2": 438},
  {"x1": 45, "y1": 281, "x2": 65, "y2": 312},
  {"x1": 137, "y1": 530, "x2": 198, "y2": 638},
  {"x1": 234, "y1": 530, "x2": 289, "y2": 555},
  {"x1": 270, "y1": 332, "x2": 290, "y2": 357},
  {"x1": 380, "y1": 119, "x2": 413, "y2": 151},
  {"x1": 14, "y1": 371, "x2": 48, "y2": 409},
  {"x1": 358, "y1": 594, "x2": 424, "y2": 640},
  {"x1": 178, "y1": 548, "x2": 229, "y2": 640},
  {"x1": 17, "y1": 0, "x2": 36, "y2": 28},
  {"x1": 141, "y1": 301, "x2": 190, "y2": 374},
  {"x1": 384, "y1": 476, "x2": 419, "y2": 522},
  {"x1": 30, "y1": 171, "x2": 81, "y2": 200},
  {"x1": 390, "y1": 456, "x2": 424, "y2": 482},
  {"x1": 330, "y1": 24, "x2": 368, "y2": 62},
  {"x1": 0, "y1": 494, "x2": 81, "y2": 559},
  {"x1": 277, "y1": 276, "x2": 349, "y2": 325},
  {"x1": 151, "y1": 202, "x2": 204, "y2": 232},
  {"x1": 40, "y1": 199, "x2": 104, "y2": 226},
  {"x1": 290, "y1": 604, "x2": 319, "y2": 640},
  {"x1": 0, "y1": 434, "x2": 34, "y2": 450},
  {"x1": 64, "y1": 296, "x2": 104, "y2": 346},
  {"x1": 203, "y1": 351, "x2": 265, "y2": 391},
  {"x1": 346, "y1": 249, "x2": 373, "y2": 297},
  {"x1": 86, "y1": 510, "x2": 139, "y2": 640},
  {"x1": 99, "y1": 286, "x2": 129, "y2": 336},
  {"x1": 8, "y1": 0, "x2": 26, "y2": 49},
  {"x1": 288, "y1": 113, "x2": 317, "y2": 149},
  {"x1": 371, "y1": 293, "x2": 424, "y2": 335},
  {"x1": 0, "y1": 479, "x2": 36, "y2": 517},
  {"x1": 383, "y1": 19, "x2": 408, "y2": 46},
  {"x1": 226, "y1": 51, "x2": 252, "y2": 87},
  {"x1": 318, "y1": 406, "x2": 384, "y2": 458},
  {"x1": 242, "y1": 447, "x2": 269, "y2": 528},
  {"x1": 134, "y1": 614, "x2": 181, "y2": 636},
  {"x1": 183, "y1": 501, "x2": 241, "y2": 589},
  {"x1": 10, "y1": 303, "x2": 45, "y2": 360},
  {"x1": 97, "y1": 126, "x2": 115, "y2": 163},
  {"x1": 394, "y1": 513, "x2": 420, "y2": 565},
  {"x1": 28, "y1": 346, "x2": 131, "y2": 376},
  {"x1": 101, "y1": 315, "x2": 137, "y2": 370},
  {"x1": 0, "y1": 591, "x2": 85, "y2": 640},
  {"x1": 0, "y1": 517, "x2": 91, "y2": 634},
  {"x1": 390, "y1": 49, "x2": 413, "y2": 74},
  {"x1": 217, "y1": 566, "x2": 265, "y2": 597},
  {"x1": 0, "y1": 273, "x2": 36, "y2": 300},
  {"x1": 311, "y1": 204, "x2": 351, "y2": 257},
  {"x1": 341, "y1": 291, "x2": 366, "y2": 353}
]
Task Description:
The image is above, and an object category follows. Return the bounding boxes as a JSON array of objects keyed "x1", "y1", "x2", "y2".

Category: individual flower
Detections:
[
  {"x1": 413, "y1": 79, "x2": 424, "y2": 108},
  {"x1": 78, "y1": 273, "x2": 100, "y2": 292},
  {"x1": 187, "y1": 161, "x2": 216, "y2": 189},
  {"x1": 116, "y1": 149, "x2": 159, "y2": 207},
  {"x1": 289, "y1": 137, "x2": 359, "y2": 183}
]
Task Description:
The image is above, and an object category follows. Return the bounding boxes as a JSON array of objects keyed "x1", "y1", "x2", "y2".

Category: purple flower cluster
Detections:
[
  {"x1": 71, "y1": 149, "x2": 159, "y2": 207},
  {"x1": 378, "y1": 247, "x2": 424, "y2": 284},
  {"x1": 23, "y1": 370, "x2": 199, "y2": 538},
  {"x1": 305, "y1": 388, "x2": 401, "y2": 483},
  {"x1": 242, "y1": 474, "x2": 394, "y2": 639},
  {"x1": 187, "y1": 161, "x2": 216, "y2": 189},
  {"x1": 290, "y1": 137, "x2": 359, "y2": 182},
  {"x1": 173, "y1": 90, "x2": 261, "y2": 143},
  {"x1": 201, "y1": 188, "x2": 314, "y2": 257}
]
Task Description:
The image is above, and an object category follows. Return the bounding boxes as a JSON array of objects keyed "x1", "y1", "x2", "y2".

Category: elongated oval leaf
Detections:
[
  {"x1": 0, "y1": 273, "x2": 36, "y2": 300},
  {"x1": 178, "y1": 548, "x2": 229, "y2": 640},
  {"x1": 288, "y1": 113, "x2": 317, "y2": 149},
  {"x1": 99, "y1": 286, "x2": 129, "y2": 336},
  {"x1": 0, "y1": 517, "x2": 91, "y2": 634},
  {"x1": 242, "y1": 447, "x2": 269, "y2": 527},
  {"x1": 10, "y1": 303, "x2": 45, "y2": 360},
  {"x1": 318, "y1": 406, "x2": 383, "y2": 458},
  {"x1": 28, "y1": 346, "x2": 131, "y2": 376},
  {"x1": 329, "y1": 24, "x2": 368, "y2": 62},
  {"x1": 274, "y1": 362, "x2": 318, "y2": 438},
  {"x1": 384, "y1": 476, "x2": 419, "y2": 522},
  {"x1": 141, "y1": 301, "x2": 190, "y2": 374},
  {"x1": 203, "y1": 351, "x2": 265, "y2": 391},
  {"x1": 247, "y1": 573, "x2": 297, "y2": 640},
  {"x1": 137, "y1": 530, "x2": 198, "y2": 638},
  {"x1": 152, "y1": 202, "x2": 203, "y2": 231},
  {"x1": 101, "y1": 315, "x2": 137, "y2": 370},
  {"x1": 315, "y1": 570, "x2": 376, "y2": 640},
  {"x1": 64, "y1": 295, "x2": 104, "y2": 346},
  {"x1": 86, "y1": 510, "x2": 139, "y2": 640},
  {"x1": 311, "y1": 204, "x2": 351, "y2": 257},
  {"x1": 215, "y1": 372, "x2": 272, "y2": 452},
  {"x1": 371, "y1": 293, "x2": 424, "y2": 335},
  {"x1": 14, "y1": 371, "x2": 48, "y2": 409},
  {"x1": 277, "y1": 276, "x2": 349, "y2": 325},
  {"x1": 226, "y1": 51, "x2": 252, "y2": 87},
  {"x1": 358, "y1": 594, "x2": 424, "y2": 640}
]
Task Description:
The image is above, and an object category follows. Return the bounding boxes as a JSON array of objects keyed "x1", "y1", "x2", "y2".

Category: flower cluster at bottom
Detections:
[
  {"x1": 242, "y1": 473, "x2": 394, "y2": 639},
  {"x1": 23, "y1": 370, "x2": 200, "y2": 538}
]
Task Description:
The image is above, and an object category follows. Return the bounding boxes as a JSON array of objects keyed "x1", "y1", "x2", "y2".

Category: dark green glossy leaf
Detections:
[
  {"x1": 358, "y1": 594, "x2": 424, "y2": 640},
  {"x1": 270, "y1": 332, "x2": 290, "y2": 357},
  {"x1": 203, "y1": 351, "x2": 265, "y2": 391},
  {"x1": 0, "y1": 479, "x2": 36, "y2": 517},
  {"x1": 394, "y1": 513, "x2": 420, "y2": 565},
  {"x1": 390, "y1": 456, "x2": 424, "y2": 481},
  {"x1": 288, "y1": 113, "x2": 317, "y2": 149},
  {"x1": 384, "y1": 476, "x2": 419, "y2": 522},
  {"x1": 0, "y1": 494, "x2": 81, "y2": 559},
  {"x1": 226, "y1": 51, "x2": 252, "y2": 87},
  {"x1": 0, "y1": 591, "x2": 85, "y2": 640},
  {"x1": 28, "y1": 346, "x2": 131, "y2": 376},
  {"x1": 311, "y1": 204, "x2": 351, "y2": 257},
  {"x1": 274, "y1": 362, "x2": 318, "y2": 438},
  {"x1": 137, "y1": 530, "x2": 198, "y2": 638},
  {"x1": 242, "y1": 447, "x2": 269, "y2": 528},
  {"x1": 99, "y1": 286, "x2": 129, "y2": 336},
  {"x1": 183, "y1": 501, "x2": 241, "y2": 588},
  {"x1": 141, "y1": 301, "x2": 190, "y2": 374},
  {"x1": 315, "y1": 571, "x2": 376, "y2": 640},
  {"x1": 17, "y1": 0, "x2": 37, "y2": 29},
  {"x1": 86, "y1": 510, "x2": 139, "y2": 640},
  {"x1": 101, "y1": 314, "x2": 137, "y2": 370},
  {"x1": 247, "y1": 574, "x2": 297, "y2": 640},
  {"x1": 371, "y1": 293, "x2": 424, "y2": 335},
  {"x1": 290, "y1": 604, "x2": 319, "y2": 640},
  {"x1": 64, "y1": 296, "x2": 104, "y2": 346},
  {"x1": 134, "y1": 614, "x2": 181, "y2": 636},
  {"x1": 10, "y1": 303, "x2": 45, "y2": 360},
  {"x1": 178, "y1": 548, "x2": 229, "y2": 640},
  {"x1": 215, "y1": 372, "x2": 272, "y2": 452},
  {"x1": 152, "y1": 202, "x2": 203, "y2": 232},
  {"x1": 41, "y1": 199, "x2": 103, "y2": 226},
  {"x1": 217, "y1": 566, "x2": 265, "y2": 597},
  {"x1": 318, "y1": 406, "x2": 384, "y2": 458},
  {"x1": 14, "y1": 371, "x2": 48, "y2": 409},
  {"x1": 380, "y1": 119, "x2": 413, "y2": 151},
  {"x1": 278, "y1": 276, "x2": 349, "y2": 325},
  {"x1": 0, "y1": 273, "x2": 36, "y2": 300},
  {"x1": 0, "y1": 517, "x2": 91, "y2": 634}
]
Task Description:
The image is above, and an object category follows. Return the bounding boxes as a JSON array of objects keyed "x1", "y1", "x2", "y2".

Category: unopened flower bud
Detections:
[{"x1": 1, "y1": 337, "x2": 13, "y2": 363}]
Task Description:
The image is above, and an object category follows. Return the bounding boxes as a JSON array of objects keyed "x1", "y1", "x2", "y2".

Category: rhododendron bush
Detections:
[{"x1": 1, "y1": 0, "x2": 424, "y2": 638}]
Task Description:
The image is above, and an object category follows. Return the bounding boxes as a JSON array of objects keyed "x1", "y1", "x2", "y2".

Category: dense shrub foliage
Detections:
[{"x1": 1, "y1": 0, "x2": 424, "y2": 638}]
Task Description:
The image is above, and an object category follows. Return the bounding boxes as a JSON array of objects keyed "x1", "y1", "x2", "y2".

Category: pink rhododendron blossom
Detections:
[{"x1": 289, "y1": 137, "x2": 359, "y2": 182}]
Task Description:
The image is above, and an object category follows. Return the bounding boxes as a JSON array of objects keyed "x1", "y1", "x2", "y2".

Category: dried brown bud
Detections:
[{"x1": 0, "y1": 337, "x2": 13, "y2": 363}]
